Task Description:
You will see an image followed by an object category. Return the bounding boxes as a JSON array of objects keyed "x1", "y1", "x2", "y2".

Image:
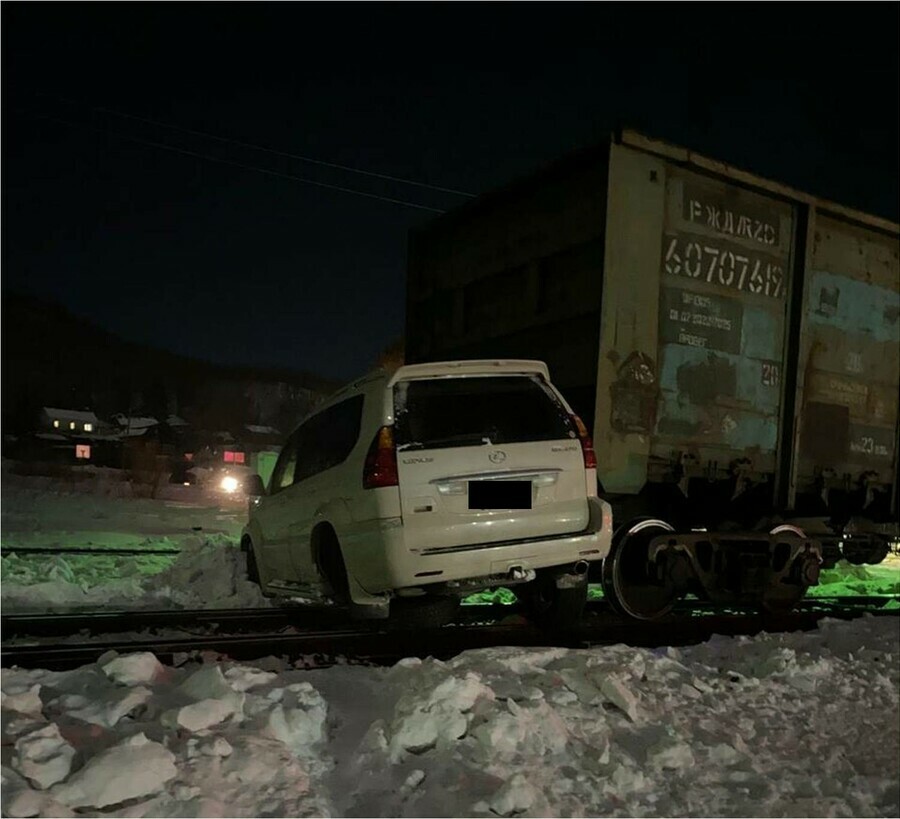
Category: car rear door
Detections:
[{"x1": 393, "y1": 374, "x2": 589, "y2": 552}]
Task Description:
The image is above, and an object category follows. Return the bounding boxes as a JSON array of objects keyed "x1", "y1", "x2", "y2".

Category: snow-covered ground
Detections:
[
  {"x1": 1, "y1": 616, "x2": 898, "y2": 817},
  {"x1": 2, "y1": 469, "x2": 270, "y2": 612},
  {"x1": 3, "y1": 467, "x2": 899, "y2": 815},
  {"x1": 3, "y1": 468, "x2": 898, "y2": 613}
]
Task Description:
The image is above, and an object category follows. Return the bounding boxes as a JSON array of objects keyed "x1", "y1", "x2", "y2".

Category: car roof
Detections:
[
  {"x1": 287, "y1": 359, "x2": 553, "y2": 437},
  {"x1": 387, "y1": 359, "x2": 550, "y2": 387}
]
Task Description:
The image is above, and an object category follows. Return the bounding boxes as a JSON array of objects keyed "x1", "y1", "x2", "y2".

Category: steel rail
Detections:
[
  {"x1": 3, "y1": 608, "x2": 896, "y2": 671},
  {"x1": 3, "y1": 596, "x2": 896, "y2": 640},
  {"x1": 0, "y1": 604, "x2": 518, "y2": 640},
  {"x1": 1, "y1": 546, "x2": 181, "y2": 556}
]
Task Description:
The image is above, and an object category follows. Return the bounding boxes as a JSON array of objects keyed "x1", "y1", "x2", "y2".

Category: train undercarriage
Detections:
[
  {"x1": 599, "y1": 518, "x2": 823, "y2": 619},
  {"x1": 597, "y1": 478, "x2": 898, "y2": 620}
]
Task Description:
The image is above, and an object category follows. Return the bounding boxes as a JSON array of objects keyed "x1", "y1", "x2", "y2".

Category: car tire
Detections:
[
  {"x1": 245, "y1": 540, "x2": 261, "y2": 584},
  {"x1": 521, "y1": 572, "x2": 588, "y2": 629},
  {"x1": 389, "y1": 595, "x2": 461, "y2": 629},
  {"x1": 319, "y1": 540, "x2": 351, "y2": 606}
]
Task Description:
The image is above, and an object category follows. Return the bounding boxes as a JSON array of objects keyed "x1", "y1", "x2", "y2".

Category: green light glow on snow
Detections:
[
  {"x1": 460, "y1": 584, "x2": 606, "y2": 606},
  {"x1": 2, "y1": 515, "x2": 897, "y2": 608},
  {"x1": 809, "y1": 556, "x2": 900, "y2": 598},
  {"x1": 461, "y1": 587, "x2": 518, "y2": 606},
  {"x1": 1, "y1": 552, "x2": 177, "y2": 588},
  {"x1": 457, "y1": 560, "x2": 900, "y2": 608}
]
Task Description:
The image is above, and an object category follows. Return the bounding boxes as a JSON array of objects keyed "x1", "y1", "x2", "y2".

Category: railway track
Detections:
[
  {"x1": 3, "y1": 599, "x2": 896, "y2": 671},
  {"x1": 3, "y1": 594, "x2": 895, "y2": 639},
  {"x1": 0, "y1": 603, "x2": 519, "y2": 640},
  {"x1": 0, "y1": 545, "x2": 181, "y2": 556}
]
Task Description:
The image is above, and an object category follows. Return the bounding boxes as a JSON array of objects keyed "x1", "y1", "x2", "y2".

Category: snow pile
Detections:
[
  {"x1": 1, "y1": 535, "x2": 272, "y2": 612},
  {"x1": 2, "y1": 616, "x2": 897, "y2": 817},
  {"x1": 811, "y1": 555, "x2": 900, "y2": 597},
  {"x1": 141, "y1": 535, "x2": 271, "y2": 610},
  {"x1": 12, "y1": 724, "x2": 76, "y2": 788},
  {"x1": 2, "y1": 471, "x2": 261, "y2": 612},
  {"x1": 52, "y1": 733, "x2": 177, "y2": 809}
]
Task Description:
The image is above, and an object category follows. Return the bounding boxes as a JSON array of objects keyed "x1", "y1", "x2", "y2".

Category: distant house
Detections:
[
  {"x1": 244, "y1": 424, "x2": 281, "y2": 443},
  {"x1": 245, "y1": 424, "x2": 280, "y2": 437},
  {"x1": 40, "y1": 407, "x2": 99, "y2": 435},
  {"x1": 239, "y1": 423, "x2": 282, "y2": 452},
  {"x1": 111, "y1": 414, "x2": 159, "y2": 435}
]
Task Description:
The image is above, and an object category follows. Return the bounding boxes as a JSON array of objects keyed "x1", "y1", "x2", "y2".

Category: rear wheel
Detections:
[
  {"x1": 318, "y1": 536, "x2": 351, "y2": 605},
  {"x1": 389, "y1": 595, "x2": 461, "y2": 629},
  {"x1": 520, "y1": 571, "x2": 588, "y2": 629},
  {"x1": 601, "y1": 519, "x2": 679, "y2": 620}
]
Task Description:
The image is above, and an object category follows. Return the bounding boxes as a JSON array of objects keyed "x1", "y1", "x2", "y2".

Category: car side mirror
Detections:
[{"x1": 245, "y1": 474, "x2": 267, "y2": 496}]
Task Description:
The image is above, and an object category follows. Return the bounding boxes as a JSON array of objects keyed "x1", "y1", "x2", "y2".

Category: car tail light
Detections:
[
  {"x1": 570, "y1": 414, "x2": 597, "y2": 470},
  {"x1": 363, "y1": 426, "x2": 399, "y2": 489}
]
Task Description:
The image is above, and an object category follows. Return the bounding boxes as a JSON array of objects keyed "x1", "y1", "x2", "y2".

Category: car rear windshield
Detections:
[{"x1": 393, "y1": 375, "x2": 575, "y2": 451}]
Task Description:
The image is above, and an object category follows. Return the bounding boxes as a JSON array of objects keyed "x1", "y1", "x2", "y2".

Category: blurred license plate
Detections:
[{"x1": 468, "y1": 480, "x2": 532, "y2": 510}]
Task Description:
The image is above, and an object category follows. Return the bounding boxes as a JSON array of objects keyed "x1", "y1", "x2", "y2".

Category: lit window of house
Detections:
[
  {"x1": 53, "y1": 420, "x2": 60, "y2": 428},
  {"x1": 84, "y1": 423, "x2": 93, "y2": 432},
  {"x1": 69, "y1": 421, "x2": 76, "y2": 430}
]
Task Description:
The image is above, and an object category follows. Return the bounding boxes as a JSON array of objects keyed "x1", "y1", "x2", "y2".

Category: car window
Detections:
[
  {"x1": 269, "y1": 435, "x2": 298, "y2": 493},
  {"x1": 393, "y1": 375, "x2": 575, "y2": 450},
  {"x1": 294, "y1": 395, "x2": 364, "y2": 484}
]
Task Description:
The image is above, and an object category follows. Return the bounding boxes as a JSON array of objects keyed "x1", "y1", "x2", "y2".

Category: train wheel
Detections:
[
  {"x1": 841, "y1": 540, "x2": 869, "y2": 565},
  {"x1": 761, "y1": 526, "x2": 812, "y2": 614},
  {"x1": 601, "y1": 519, "x2": 678, "y2": 620},
  {"x1": 867, "y1": 539, "x2": 890, "y2": 564},
  {"x1": 842, "y1": 538, "x2": 889, "y2": 565},
  {"x1": 760, "y1": 581, "x2": 809, "y2": 614}
]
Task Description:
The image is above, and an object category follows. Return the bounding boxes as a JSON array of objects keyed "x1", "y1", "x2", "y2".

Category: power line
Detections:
[
  {"x1": 38, "y1": 92, "x2": 475, "y2": 198},
  {"x1": 24, "y1": 111, "x2": 448, "y2": 214}
]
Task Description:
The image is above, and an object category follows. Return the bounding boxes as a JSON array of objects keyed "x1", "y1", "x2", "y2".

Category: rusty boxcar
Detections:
[{"x1": 405, "y1": 129, "x2": 899, "y2": 618}]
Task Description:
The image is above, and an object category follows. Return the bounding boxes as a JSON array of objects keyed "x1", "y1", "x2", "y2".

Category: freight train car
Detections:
[{"x1": 405, "y1": 130, "x2": 899, "y2": 618}]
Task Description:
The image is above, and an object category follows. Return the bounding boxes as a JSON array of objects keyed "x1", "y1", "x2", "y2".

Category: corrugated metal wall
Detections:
[
  {"x1": 595, "y1": 139, "x2": 899, "y2": 508},
  {"x1": 405, "y1": 149, "x2": 608, "y2": 401},
  {"x1": 406, "y1": 133, "x2": 899, "y2": 513},
  {"x1": 655, "y1": 167, "x2": 795, "y2": 475},
  {"x1": 595, "y1": 143, "x2": 796, "y2": 493},
  {"x1": 794, "y1": 213, "x2": 900, "y2": 498}
]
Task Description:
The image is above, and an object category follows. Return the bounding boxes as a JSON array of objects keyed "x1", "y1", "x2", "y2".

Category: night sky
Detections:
[{"x1": 4, "y1": 4, "x2": 898, "y2": 383}]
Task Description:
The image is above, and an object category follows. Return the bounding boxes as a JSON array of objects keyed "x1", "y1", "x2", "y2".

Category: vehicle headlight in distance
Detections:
[{"x1": 220, "y1": 475, "x2": 240, "y2": 493}]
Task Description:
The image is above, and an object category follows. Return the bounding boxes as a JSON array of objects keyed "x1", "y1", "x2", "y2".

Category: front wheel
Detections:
[
  {"x1": 520, "y1": 572, "x2": 588, "y2": 629},
  {"x1": 245, "y1": 540, "x2": 260, "y2": 584},
  {"x1": 244, "y1": 540, "x2": 275, "y2": 597}
]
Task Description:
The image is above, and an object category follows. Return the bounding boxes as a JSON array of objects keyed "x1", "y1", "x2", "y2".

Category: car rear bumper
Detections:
[{"x1": 341, "y1": 496, "x2": 613, "y2": 594}]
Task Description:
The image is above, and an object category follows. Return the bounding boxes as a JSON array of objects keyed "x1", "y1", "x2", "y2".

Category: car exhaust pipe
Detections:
[
  {"x1": 507, "y1": 566, "x2": 536, "y2": 583},
  {"x1": 554, "y1": 560, "x2": 591, "y2": 589}
]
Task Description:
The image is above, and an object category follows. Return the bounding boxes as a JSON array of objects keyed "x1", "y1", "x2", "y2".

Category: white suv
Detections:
[{"x1": 242, "y1": 360, "x2": 613, "y2": 626}]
